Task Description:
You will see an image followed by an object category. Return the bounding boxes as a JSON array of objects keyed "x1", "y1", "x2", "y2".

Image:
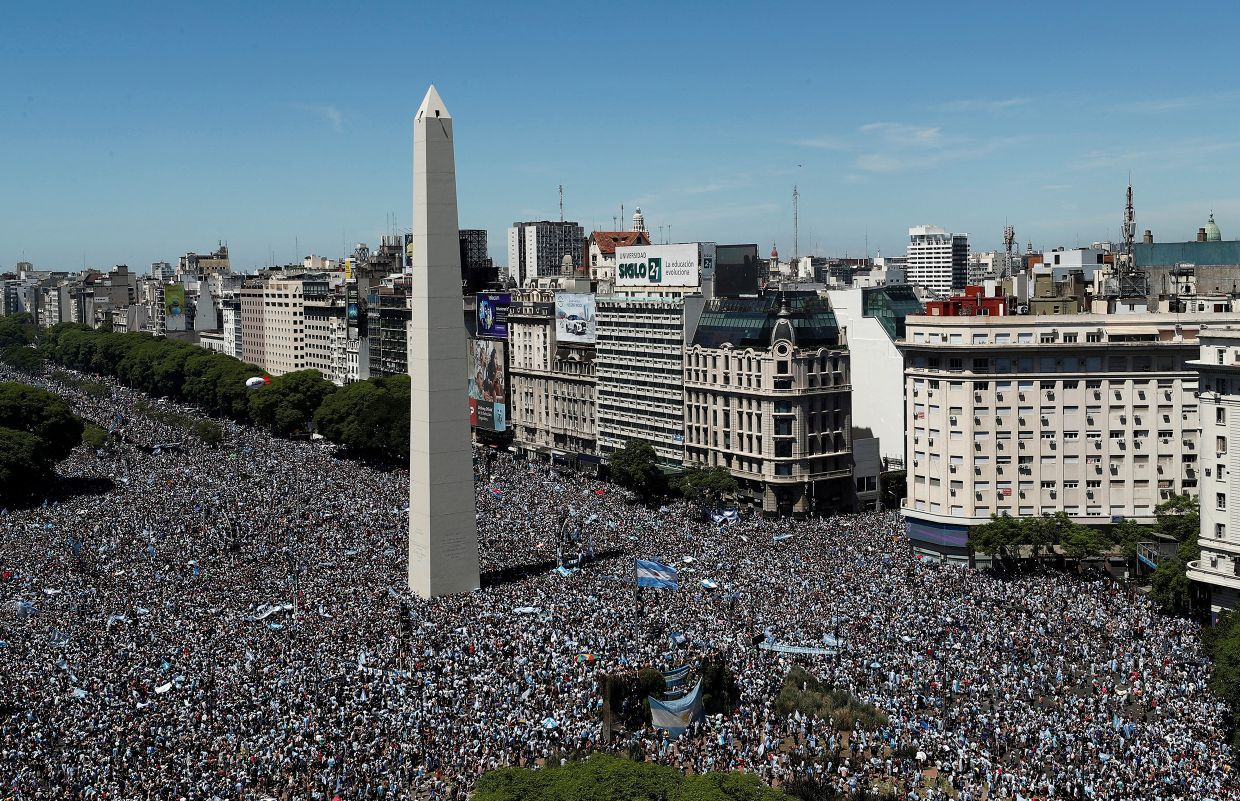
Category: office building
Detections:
[
  {"x1": 684, "y1": 291, "x2": 855, "y2": 515},
  {"x1": 508, "y1": 290, "x2": 599, "y2": 466},
  {"x1": 507, "y1": 220, "x2": 584, "y2": 288},
  {"x1": 178, "y1": 244, "x2": 231, "y2": 276},
  {"x1": 367, "y1": 278, "x2": 413, "y2": 377},
  {"x1": 907, "y1": 225, "x2": 969, "y2": 297},
  {"x1": 900, "y1": 313, "x2": 1240, "y2": 562},
  {"x1": 459, "y1": 229, "x2": 497, "y2": 294},
  {"x1": 1188, "y1": 327, "x2": 1240, "y2": 617}
]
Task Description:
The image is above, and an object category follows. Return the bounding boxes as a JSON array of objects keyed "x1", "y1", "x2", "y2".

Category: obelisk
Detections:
[{"x1": 408, "y1": 85, "x2": 480, "y2": 597}]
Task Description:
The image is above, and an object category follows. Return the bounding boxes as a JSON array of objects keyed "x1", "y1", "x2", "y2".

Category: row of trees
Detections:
[
  {"x1": 0, "y1": 321, "x2": 411, "y2": 463},
  {"x1": 969, "y1": 495, "x2": 1203, "y2": 615},
  {"x1": 608, "y1": 439, "x2": 740, "y2": 507}
]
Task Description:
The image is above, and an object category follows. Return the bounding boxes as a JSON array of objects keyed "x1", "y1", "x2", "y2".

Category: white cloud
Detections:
[{"x1": 294, "y1": 103, "x2": 344, "y2": 131}]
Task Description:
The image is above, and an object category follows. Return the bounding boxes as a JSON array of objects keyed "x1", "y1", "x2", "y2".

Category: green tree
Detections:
[
  {"x1": 608, "y1": 439, "x2": 665, "y2": 500},
  {"x1": 674, "y1": 466, "x2": 738, "y2": 509},
  {"x1": 81, "y1": 423, "x2": 108, "y2": 449},
  {"x1": 1, "y1": 344, "x2": 46, "y2": 374},
  {"x1": 969, "y1": 514, "x2": 1025, "y2": 561},
  {"x1": 1149, "y1": 533, "x2": 1201, "y2": 617},
  {"x1": 248, "y1": 369, "x2": 336, "y2": 436},
  {"x1": 879, "y1": 470, "x2": 906, "y2": 510},
  {"x1": 1059, "y1": 521, "x2": 1111, "y2": 563},
  {"x1": 314, "y1": 374, "x2": 409, "y2": 462},
  {"x1": 1154, "y1": 493, "x2": 1199, "y2": 543},
  {"x1": 0, "y1": 314, "x2": 36, "y2": 350},
  {"x1": 0, "y1": 382, "x2": 85, "y2": 501},
  {"x1": 473, "y1": 753, "x2": 788, "y2": 801}
]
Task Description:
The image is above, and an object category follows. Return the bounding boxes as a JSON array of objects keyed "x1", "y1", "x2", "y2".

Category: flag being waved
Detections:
[{"x1": 635, "y1": 559, "x2": 679, "y2": 589}]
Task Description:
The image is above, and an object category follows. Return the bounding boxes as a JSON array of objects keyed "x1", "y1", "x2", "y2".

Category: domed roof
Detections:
[{"x1": 1204, "y1": 212, "x2": 1222, "y2": 242}]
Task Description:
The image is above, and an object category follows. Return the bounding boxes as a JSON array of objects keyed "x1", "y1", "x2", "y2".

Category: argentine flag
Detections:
[{"x1": 635, "y1": 559, "x2": 679, "y2": 589}]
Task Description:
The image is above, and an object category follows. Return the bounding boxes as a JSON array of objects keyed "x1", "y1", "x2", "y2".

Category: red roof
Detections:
[{"x1": 588, "y1": 230, "x2": 651, "y2": 256}]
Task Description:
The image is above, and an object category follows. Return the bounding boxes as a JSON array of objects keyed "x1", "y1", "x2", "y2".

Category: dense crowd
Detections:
[{"x1": 0, "y1": 367, "x2": 1235, "y2": 801}]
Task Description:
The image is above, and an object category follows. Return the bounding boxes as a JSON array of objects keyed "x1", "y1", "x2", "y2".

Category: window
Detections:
[
  {"x1": 1218, "y1": 407, "x2": 1227, "y2": 425},
  {"x1": 1218, "y1": 436, "x2": 1228, "y2": 454},
  {"x1": 1217, "y1": 523, "x2": 1227, "y2": 539},
  {"x1": 1218, "y1": 493, "x2": 1227, "y2": 511},
  {"x1": 1063, "y1": 333, "x2": 1077, "y2": 343}
]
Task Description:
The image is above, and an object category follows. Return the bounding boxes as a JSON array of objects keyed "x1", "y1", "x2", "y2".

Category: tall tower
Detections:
[{"x1": 408, "y1": 85, "x2": 480, "y2": 598}]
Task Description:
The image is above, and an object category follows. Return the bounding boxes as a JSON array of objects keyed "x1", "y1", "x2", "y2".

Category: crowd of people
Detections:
[{"x1": 0, "y1": 366, "x2": 1235, "y2": 801}]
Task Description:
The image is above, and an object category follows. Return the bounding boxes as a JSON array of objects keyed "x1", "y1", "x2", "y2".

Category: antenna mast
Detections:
[
  {"x1": 559, "y1": 185, "x2": 564, "y2": 222},
  {"x1": 792, "y1": 185, "x2": 799, "y2": 263},
  {"x1": 1002, "y1": 224, "x2": 1015, "y2": 278}
]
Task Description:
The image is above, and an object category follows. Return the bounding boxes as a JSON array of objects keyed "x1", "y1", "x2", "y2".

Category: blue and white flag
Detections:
[
  {"x1": 662, "y1": 664, "x2": 692, "y2": 688},
  {"x1": 773, "y1": 532, "x2": 794, "y2": 543},
  {"x1": 635, "y1": 559, "x2": 679, "y2": 589},
  {"x1": 648, "y1": 679, "x2": 705, "y2": 736}
]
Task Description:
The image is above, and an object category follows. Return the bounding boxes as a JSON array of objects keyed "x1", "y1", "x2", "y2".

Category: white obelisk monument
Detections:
[{"x1": 408, "y1": 85, "x2": 480, "y2": 598}]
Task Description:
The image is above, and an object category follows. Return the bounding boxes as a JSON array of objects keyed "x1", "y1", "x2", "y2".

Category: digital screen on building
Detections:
[
  {"x1": 554, "y1": 292, "x2": 596, "y2": 344},
  {"x1": 467, "y1": 338, "x2": 507, "y2": 432},
  {"x1": 475, "y1": 292, "x2": 511, "y2": 339}
]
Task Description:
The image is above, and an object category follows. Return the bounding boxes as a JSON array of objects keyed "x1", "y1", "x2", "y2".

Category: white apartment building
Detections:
[
  {"x1": 900, "y1": 313, "x2": 1240, "y2": 561},
  {"x1": 1187, "y1": 327, "x2": 1240, "y2": 618},
  {"x1": 221, "y1": 296, "x2": 242, "y2": 359},
  {"x1": 239, "y1": 277, "x2": 308, "y2": 375},
  {"x1": 906, "y1": 225, "x2": 968, "y2": 298},
  {"x1": 507, "y1": 221, "x2": 584, "y2": 288}
]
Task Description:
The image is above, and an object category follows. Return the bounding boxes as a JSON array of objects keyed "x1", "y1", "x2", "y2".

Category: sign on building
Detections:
[
  {"x1": 467, "y1": 338, "x2": 507, "y2": 432},
  {"x1": 554, "y1": 293, "x2": 596, "y2": 344},
  {"x1": 475, "y1": 292, "x2": 511, "y2": 339},
  {"x1": 615, "y1": 243, "x2": 714, "y2": 288}
]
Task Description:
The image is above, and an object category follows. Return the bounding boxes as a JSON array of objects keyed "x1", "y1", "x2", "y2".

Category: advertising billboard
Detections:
[
  {"x1": 615, "y1": 243, "x2": 709, "y2": 288},
  {"x1": 554, "y1": 293, "x2": 596, "y2": 344},
  {"x1": 714, "y1": 244, "x2": 761, "y2": 297},
  {"x1": 467, "y1": 339, "x2": 507, "y2": 432},
  {"x1": 475, "y1": 292, "x2": 511, "y2": 339},
  {"x1": 163, "y1": 284, "x2": 186, "y2": 331}
]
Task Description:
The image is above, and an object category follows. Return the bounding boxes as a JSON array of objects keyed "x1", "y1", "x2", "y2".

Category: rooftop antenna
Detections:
[
  {"x1": 1002, "y1": 224, "x2": 1016, "y2": 278},
  {"x1": 559, "y1": 185, "x2": 564, "y2": 222},
  {"x1": 621, "y1": 204, "x2": 625, "y2": 231},
  {"x1": 792, "y1": 185, "x2": 799, "y2": 263},
  {"x1": 659, "y1": 224, "x2": 665, "y2": 244}
]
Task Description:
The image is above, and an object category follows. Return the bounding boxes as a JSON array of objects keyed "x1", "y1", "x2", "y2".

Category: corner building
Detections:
[
  {"x1": 1188, "y1": 327, "x2": 1240, "y2": 617},
  {"x1": 684, "y1": 292, "x2": 853, "y2": 515},
  {"x1": 900, "y1": 313, "x2": 1240, "y2": 562}
]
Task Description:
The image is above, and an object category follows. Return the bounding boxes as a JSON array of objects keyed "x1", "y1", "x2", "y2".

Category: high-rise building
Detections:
[
  {"x1": 178, "y1": 244, "x2": 231, "y2": 277},
  {"x1": 683, "y1": 291, "x2": 855, "y2": 515},
  {"x1": 367, "y1": 279, "x2": 412, "y2": 377},
  {"x1": 906, "y1": 225, "x2": 969, "y2": 297},
  {"x1": 240, "y1": 281, "x2": 267, "y2": 368},
  {"x1": 899, "y1": 313, "x2": 1240, "y2": 563},
  {"x1": 1188, "y1": 327, "x2": 1240, "y2": 618},
  {"x1": 459, "y1": 229, "x2": 496, "y2": 294},
  {"x1": 507, "y1": 220, "x2": 584, "y2": 288}
]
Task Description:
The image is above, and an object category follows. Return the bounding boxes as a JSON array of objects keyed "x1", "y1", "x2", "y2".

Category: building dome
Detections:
[
  {"x1": 1205, "y1": 212, "x2": 1222, "y2": 242},
  {"x1": 631, "y1": 206, "x2": 646, "y2": 233},
  {"x1": 770, "y1": 243, "x2": 779, "y2": 260}
]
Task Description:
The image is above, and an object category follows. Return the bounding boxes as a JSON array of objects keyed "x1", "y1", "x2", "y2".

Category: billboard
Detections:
[
  {"x1": 467, "y1": 339, "x2": 507, "y2": 432},
  {"x1": 475, "y1": 292, "x2": 511, "y2": 339},
  {"x1": 164, "y1": 284, "x2": 186, "y2": 332},
  {"x1": 615, "y1": 243, "x2": 710, "y2": 288},
  {"x1": 554, "y1": 293, "x2": 596, "y2": 344}
]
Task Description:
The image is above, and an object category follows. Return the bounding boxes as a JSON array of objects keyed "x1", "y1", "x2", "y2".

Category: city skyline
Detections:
[{"x1": 4, "y1": 1, "x2": 1240, "y2": 270}]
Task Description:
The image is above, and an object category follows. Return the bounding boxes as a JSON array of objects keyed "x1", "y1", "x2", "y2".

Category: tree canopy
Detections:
[
  {"x1": 0, "y1": 382, "x2": 84, "y2": 501},
  {"x1": 314, "y1": 374, "x2": 410, "y2": 462},
  {"x1": 248, "y1": 369, "x2": 337, "y2": 436},
  {"x1": 473, "y1": 753, "x2": 788, "y2": 801},
  {"x1": 674, "y1": 466, "x2": 738, "y2": 508},
  {"x1": 609, "y1": 440, "x2": 665, "y2": 499}
]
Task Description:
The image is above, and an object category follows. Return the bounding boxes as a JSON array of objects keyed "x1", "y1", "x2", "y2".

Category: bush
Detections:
[
  {"x1": 775, "y1": 666, "x2": 888, "y2": 732},
  {"x1": 82, "y1": 424, "x2": 108, "y2": 449}
]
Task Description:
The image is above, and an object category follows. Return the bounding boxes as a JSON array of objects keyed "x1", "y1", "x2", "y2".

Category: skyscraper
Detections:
[
  {"x1": 906, "y1": 225, "x2": 968, "y2": 297},
  {"x1": 408, "y1": 86, "x2": 480, "y2": 598},
  {"x1": 506, "y1": 220, "x2": 584, "y2": 287}
]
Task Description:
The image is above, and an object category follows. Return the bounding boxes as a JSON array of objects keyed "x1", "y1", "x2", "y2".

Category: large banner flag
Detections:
[
  {"x1": 636, "y1": 559, "x2": 679, "y2": 589},
  {"x1": 710, "y1": 508, "x2": 740, "y2": 526},
  {"x1": 648, "y1": 679, "x2": 704, "y2": 736},
  {"x1": 662, "y1": 664, "x2": 692, "y2": 688}
]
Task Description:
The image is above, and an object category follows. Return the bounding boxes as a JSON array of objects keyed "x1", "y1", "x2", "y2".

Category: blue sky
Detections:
[{"x1": 4, "y1": 1, "x2": 1239, "y2": 273}]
